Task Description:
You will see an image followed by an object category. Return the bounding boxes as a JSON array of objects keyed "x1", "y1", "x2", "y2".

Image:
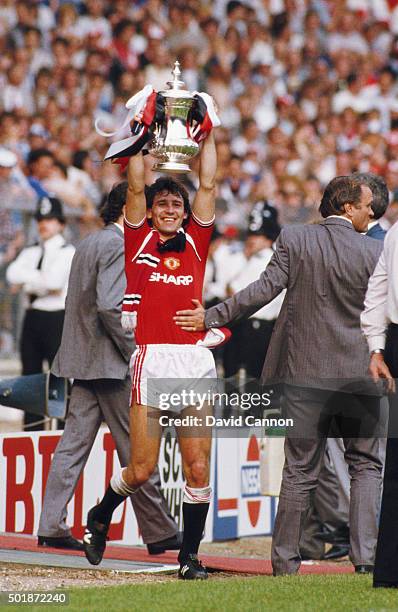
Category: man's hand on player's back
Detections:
[{"x1": 174, "y1": 299, "x2": 205, "y2": 331}]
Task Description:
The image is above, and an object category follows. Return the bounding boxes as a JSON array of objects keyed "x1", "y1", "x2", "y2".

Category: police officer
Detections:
[
  {"x1": 222, "y1": 202, "x2": 283, "y2": 383},
  {"x1": 6, "y1": 196, "x2": 75, "y2": 430}
]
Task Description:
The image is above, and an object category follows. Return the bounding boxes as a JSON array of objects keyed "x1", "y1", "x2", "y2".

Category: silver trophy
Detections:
[{"x1": 148, "y1": 61, "x2": 200, "y2": 173}]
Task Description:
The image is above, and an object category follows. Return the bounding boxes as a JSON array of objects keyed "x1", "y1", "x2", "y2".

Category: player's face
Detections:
[{"x1": 148, "y1": 190, "x2": 188, "y2": 238}]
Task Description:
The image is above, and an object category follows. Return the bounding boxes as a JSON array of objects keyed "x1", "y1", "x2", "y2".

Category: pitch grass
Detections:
[{"x1": 8, "y1": 575, "x2": 398, "y2": 612}]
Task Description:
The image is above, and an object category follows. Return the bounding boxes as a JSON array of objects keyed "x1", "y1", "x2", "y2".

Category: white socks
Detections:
[
  {"x1": 183, "y1": 485, "x2": 212, "y2": 504},
  {"x1": 110, "y1": 469, "x2": 137, "y2": 496},
  {"x1": 111, "y1": 472, "x2": 212, "y2": 503}
]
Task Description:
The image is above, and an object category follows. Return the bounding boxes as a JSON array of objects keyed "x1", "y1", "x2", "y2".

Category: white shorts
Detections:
[{"x1": 130, "y1": 344, "x2": 217, "y2": 410}]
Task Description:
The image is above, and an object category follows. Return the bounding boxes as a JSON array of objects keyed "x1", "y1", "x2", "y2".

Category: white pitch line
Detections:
[{"x1": 0, "y1": 550, "x2": 179, "y2": 574}]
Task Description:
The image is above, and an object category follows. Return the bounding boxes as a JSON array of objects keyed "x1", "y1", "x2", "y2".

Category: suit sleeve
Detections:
[
  {"x1": 204, "y1": 229, "x2": 290, "y2": 328},
  {"x1": 96, "y1": 238, "x2": 134, "y2": 362}
]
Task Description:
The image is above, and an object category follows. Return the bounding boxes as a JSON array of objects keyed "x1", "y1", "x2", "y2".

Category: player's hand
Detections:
[
  {"x1": 174, "y1": 299, "x2": 205, "y2": 332},
  {"x1": 369, "y1": 353, "x2": 395, "y2": 394}
]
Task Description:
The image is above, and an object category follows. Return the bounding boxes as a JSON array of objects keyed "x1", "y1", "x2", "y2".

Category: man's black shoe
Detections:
[
  {"x1": 38, "y1": 536, "x2": 84, "y2": 551},
  {"x1": 374, "y1": 580, "x2": 398, "y2": 588},
  {"x1": 147, "y1": 532, "x2": 183, "y2": 555},
  {"x1": 316, "y1": 525, "x2": 350, "y2": 545},
  {"x1": 178, "y1": 554, "x2": 208, "y2": 580},
  {"x1": 83, "y1": 506, "x2": 109, "y2": 565},
  {"x1": 355, "y1": 564, "x2": 374, "y2": 574},
  {"x1": 323, "y1": 545, "x2": 349, "y2": 561},
  {"x1": 300, "y1": 551, "x2": 324, "y2": 561}
]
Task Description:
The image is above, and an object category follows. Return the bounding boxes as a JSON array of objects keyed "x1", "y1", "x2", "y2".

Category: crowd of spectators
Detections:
[{"x1": 2, "y1": 0, "x2": 398, "y2": 355}]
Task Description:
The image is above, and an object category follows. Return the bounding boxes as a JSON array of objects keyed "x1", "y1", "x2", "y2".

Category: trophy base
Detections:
[{"x1": 152, "y1": 161, "x2": 191, "y2": 173}]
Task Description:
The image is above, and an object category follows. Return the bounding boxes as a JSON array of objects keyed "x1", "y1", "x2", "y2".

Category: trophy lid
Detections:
[{"x1": 160, "y1": 60, "x2": 193, "y2": 99}]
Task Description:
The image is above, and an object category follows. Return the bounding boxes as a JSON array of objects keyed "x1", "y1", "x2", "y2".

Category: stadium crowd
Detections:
[
  {"x1": 2, "y1": 0, "x2": 398, "y2": 356},
  {"x1": 1, "y1": 0, "x2": 398, "y2": 584}
]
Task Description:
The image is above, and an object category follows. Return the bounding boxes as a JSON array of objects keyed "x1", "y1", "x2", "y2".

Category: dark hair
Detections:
[
  {"x1": 145, "y1": 177, "x2": 191, "y2": 223},
  {"x1": 24, "y1": 26, "x2": 41, "y2": 39},
  {"x1": 200, "y1": 16, "x2": 219, "y2": 29},
  {"x1": 226, "y1": 0, "x2": 243, "y2": 15},
  {"x1": 54, "y1": 160, "x2": 67, "y2": 178},
  {"x1": 72, "y1": 150, "x2": 89, "y2": 169},
  {"x1": 35, "y1": 67, "x2": 52, "y2": 84},
  {"x1": 27, "y1": 148, "x2": 54, "y2": 166},
  {"x1": 319, "y1": 175, "x2": 364, "y2": 218},
  {"x1": 113, "y1": 18, "x2": 135, "y2": 38},
  {"x1": 52, "y1": 36, "x2": 69, "y2": 48},
  {"x1": 353, "y1": 172, "x2": 389, "y2": 219},
  {"x1": 241, "y1": 118, "x2": 256, "y2": 131},
  {"x1": 379, "y1": 66, "x2": 395, "y2": 79},
  {"x1": 347, "y1": 72, "x2": 358, "y2": 86},
  {"x1": 99, "y1": 181, "x2": 127, "y2": 224}
]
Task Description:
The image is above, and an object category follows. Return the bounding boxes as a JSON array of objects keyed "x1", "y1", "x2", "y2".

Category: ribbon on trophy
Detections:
[
  {"x1": 95, "y1": 83, "x2": 221, "y2": 170},
  {"x1": 95, "y1": 84, "x2": 165, "y2": 170},
  {"x1": 188, "y1": 92, "x2": 221, "y2": 143}
]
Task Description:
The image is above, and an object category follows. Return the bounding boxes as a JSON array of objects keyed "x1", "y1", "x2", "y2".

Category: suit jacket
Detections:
[
  {"x1": 52, "y1": 224, "x2": 134, "y2": 380},
  {"x1": 205, "y1": 217, "x2": 383, "y2": 389},
  {"x1": 366, "y1": 222, "x2": 387, "y2": 242}
]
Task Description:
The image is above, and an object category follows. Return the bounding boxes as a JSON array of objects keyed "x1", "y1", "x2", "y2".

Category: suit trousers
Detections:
[
  {"x1": 38, "y1": 378, "x2": 177, "y2": 544},
  {"x1": 299, "y1": 437, "x2": 350, "y2": 559},
  {"x1": 272, "y1": 384, "x2": 384, "y2": 575},
  {"x1": 374, "y1": 323, "x2": 398, "y2": 585}
]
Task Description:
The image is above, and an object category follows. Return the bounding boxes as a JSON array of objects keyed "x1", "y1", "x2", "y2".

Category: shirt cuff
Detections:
[
  {"x1": 124, "y1": 215, "x2": 146, "y2": 229},
  {"x1": 204, "y1": 308, "x2": 220, "y2": 329},
  {"x1": 367, "y1": 335, "x2": 386, "y2": 352}
]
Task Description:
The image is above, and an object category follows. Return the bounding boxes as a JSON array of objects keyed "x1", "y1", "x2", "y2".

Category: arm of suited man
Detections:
[
  {"x1": 205, "y1": 229, "x2": 290, "y2": 328},
  {"x1": 96, "y1": 237, "x2": 134, "y2": 362}
]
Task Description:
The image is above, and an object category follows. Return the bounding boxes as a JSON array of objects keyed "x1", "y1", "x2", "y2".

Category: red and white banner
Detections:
[{"x1": 0, "y1": 428, "x2": 277, "y2": 544}]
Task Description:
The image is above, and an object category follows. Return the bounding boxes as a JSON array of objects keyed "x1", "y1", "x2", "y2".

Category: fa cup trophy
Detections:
[
  {"x1": 148, "y1": 61, "x2": 200, "y2": 173},
  {"x1": 97, "y1": 60, "x2": 219, "y2": 172}
]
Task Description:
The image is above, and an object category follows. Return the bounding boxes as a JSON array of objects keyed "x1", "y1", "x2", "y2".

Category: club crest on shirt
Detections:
[{"x1": 164, "y1": 257, "x2": 181, "y2": 271}]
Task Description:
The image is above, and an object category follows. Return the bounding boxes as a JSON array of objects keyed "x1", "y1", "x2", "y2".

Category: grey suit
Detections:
[
  {"x1": 205, "y1": 217, "x2": 385, "y2": 573},
  {"x1": 300, "y1": 223, "x2": 389, "y2": 559},
  {"x1": 39, "y1": 224, "x2": 177, "y2": 544}
]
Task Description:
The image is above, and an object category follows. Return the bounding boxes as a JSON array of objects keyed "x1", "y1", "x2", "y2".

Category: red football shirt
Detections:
[{"x1": 124, "y1": 213, "x2": 214, "y2": 345}]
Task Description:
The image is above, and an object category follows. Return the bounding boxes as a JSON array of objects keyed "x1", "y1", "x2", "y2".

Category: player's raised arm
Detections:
[
  {"x1": 191, "y1": 130, "x2": 216, "y2": 223},
  {"x1": 125, "y1": 152, "x2": 146, "y2": 225}
]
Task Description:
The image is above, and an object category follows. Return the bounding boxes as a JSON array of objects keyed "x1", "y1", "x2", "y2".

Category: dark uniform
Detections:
[{"x1": 6, "y1": 197, "x2": 74, "y2": 429}]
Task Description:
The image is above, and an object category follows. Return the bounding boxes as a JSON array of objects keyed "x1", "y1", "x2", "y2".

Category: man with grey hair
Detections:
[{"x1": 300, "y1": 173, "x2": 390, "y2": 562}]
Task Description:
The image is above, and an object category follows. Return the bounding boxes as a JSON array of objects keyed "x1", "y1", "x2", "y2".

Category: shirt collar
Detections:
[
  {"x1": 327, "y1": 215, "x2": 353, "y2": 225},
  {"x1": 114, "y1": 222, "x2": 124, "y2": 234}
]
